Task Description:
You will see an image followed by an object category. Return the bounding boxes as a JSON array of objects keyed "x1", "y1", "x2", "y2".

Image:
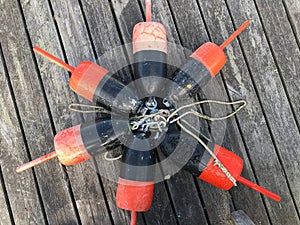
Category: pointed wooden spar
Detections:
[
  {"x1": 130, "y1": 211, "x2": 137, "y2": 225},
  {"x1": 146, "y1": 0, "x2": 152, "y2": 22},
  {"x1": 238, "y1": 176, "x2": 281, "y2": 202},
  {"x1": 220, "y1": 20, "x2": 250, "y2": 50},
  {"x1": 33, "y1": 46, "x2": 75, "y2": 72},
  {"x1": 16, "y1": 151, "x2": 58, "y2": 173}
]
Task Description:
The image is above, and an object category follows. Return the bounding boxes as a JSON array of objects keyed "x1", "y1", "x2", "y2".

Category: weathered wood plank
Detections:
[
  {"x1": 197, "y1": 0, "x2": 300, "y2": 224},
  {"x1": 19, "y1": 0, "x2": 113, "y2": 224},
  {"x1": 66, "y1": 162, "x2": 113, "y2": 225},
  {"x1": 282, "y1": 0, "x2": 300, "y2": 46},
  {"x1": 164, "y1": 0, "x2": 207, "y2": 50},
  {"x1": 0, "y1": 168, "x2": 12, "y2": 225},
  {"x1": 254, "y1": 0, "x2": 300, "y2": 128},
  {"x1": 0, "y1": 0, "x2": 81, "y2": 224},
  {"x1": 111, "y1": 0, "x2": 143, "y2": 44},
  {"x1": 224, "y1": 0, "x2": 300, "y2": 218},
  {"x1": 253, "y1": 0, "x2": 300, "y2": 209},
  {"x1": 95, "y1": 159, "x2": 145, "y2": 225},
  {"x1": 140, "y1": 182, "x2": 177, "y2": 225},
  {"x1": 166, "y1": 171, "x2": 209, "y2": 225},
  {"x1": 74, "y1": 0, "x2": 131, "y2": 84},
  {"x1": 0, "y1": 48, "x2": 34, "y2": 225},
  {"x1": 231, "y1": 210, "x2": 255, "y2": 225}
]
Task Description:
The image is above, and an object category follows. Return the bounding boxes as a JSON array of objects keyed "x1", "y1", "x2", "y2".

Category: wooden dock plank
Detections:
[
  {"x1": 282, "y1": 0, "x2": 300, "y2": 46},
  {"x1": 197, "y1": 0, "x2": 300, "y2": 224},
  {"x1": 0, "y1": 168, "x2": 12, "y2": 225},
  {"x1": 0, "y1": 47, "x2": 44, "y2": 225},
  {"x1": 19, "y1": 0, "x2": 114, "y2": 224},
  {"x1": 0, "y1": 48, "x2": 15, "y2": 225},
  {"x1": 140, "y1": 182, "x2": 176, "y2": 225},
  {"x1": 253, "y1": 0, "x2": 300, "y2": 209},
  {"x1": 224, "y1": 119, "x2": 271, "y2": 225},
  {"x1": 0, "y1": 0, "x2": 299, "y2": 224},
  {"x1": 253, "y1": 0, "x2": 300, "y2": 124},
  {"x1": 76, "y1": 0, "x2": 131, "y2": 84},
  {"x1": 0, "y1": 0, "x2": 82, "y2": 224},
  {"x1": 224, "y1": 0, "x2": 300, "y2": 221},
  {"x1": 165, "y1": 173, "x2": 209, "y2": 225}
]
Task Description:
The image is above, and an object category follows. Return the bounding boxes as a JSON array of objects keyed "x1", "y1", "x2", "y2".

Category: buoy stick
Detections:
[
  {"x1": 130, "y1": 211, "x2": 137, "y2": 225},
  {"x1": 220, "y1": 20, "x2": 250, "y2": 50},
  {"x1": 146, "y1": 0, "x2": 152, "y2": 22},
  {"x1": 238, "y1": 176, "x2": 281, "y2": 202},
  {"x1": 16, "y1": 151, "x2": 58, "y2": 173},
  {"x1": 33, "y1": 46, "x2": 75, "y2": 72}
]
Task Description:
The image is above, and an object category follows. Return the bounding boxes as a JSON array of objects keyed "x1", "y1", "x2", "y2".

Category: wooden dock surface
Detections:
[{"x1": 0, "y1": 0, "x2": 299, "y2": 224}]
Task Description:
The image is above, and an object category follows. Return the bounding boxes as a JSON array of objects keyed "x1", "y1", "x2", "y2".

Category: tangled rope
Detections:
[
  {"x1": 69, "y1": 99, "x2": 247, "y2": 185},
  {"x1": 130, "y1": 99, "x2": 247, "y2": 185}
]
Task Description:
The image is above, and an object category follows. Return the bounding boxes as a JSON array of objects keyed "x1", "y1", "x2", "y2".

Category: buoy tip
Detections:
[
  {"x1": 238, "y1": 176, "x2": 281, "y2": 202},
  {"x1": 130, "y1": 211, "x2": 137, "y2": 225},
  {"x1": 15, "y1": 166, "x2": 23, "y2": 173},
  {"x1": 15, "y1": 151, "x2": 58, "y2": 173}
]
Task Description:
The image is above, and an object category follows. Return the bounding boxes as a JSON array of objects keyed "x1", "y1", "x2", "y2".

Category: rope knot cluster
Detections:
[{"x1": 69, "y1": 99, "x2": 247, "y2": 186}]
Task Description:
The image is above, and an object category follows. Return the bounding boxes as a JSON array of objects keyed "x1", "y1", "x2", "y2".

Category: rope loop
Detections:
[{"x1": 69, "y1": 103, "x2": 112, "y2": 114}]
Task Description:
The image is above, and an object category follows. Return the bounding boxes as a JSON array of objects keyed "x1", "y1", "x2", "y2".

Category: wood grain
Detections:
[
  {"x1": 197, "y1": 0, "x2": 300, "y2": 224},
  {"x1": 0, "y1": 0, "x2": 300, "y2": 224},
  {"x1": 253, "y1": 0, "x2": 300, "y2": 125},
  {"x1": 231, "y1": 210, "x2": 255, "y2": 225},
  {"x1": 0, "y1": 168, "x2": 12, "y2": 225},
  {"x1": 224, "y1": 0, "x2": 300, "y2": 221},
  {"x1": 0, "y1": 47, "x2": 44, "y2": 225},
  {"x1": 19, "y1": 0, "x2": 114, "y2": 223},
  {"x1": 282, "y1": 0, "x2": 300, "y2": 46},
  {"x1": 253, "y1": 0, "x2": 300, "y2": 209},
  {"x1": 0, "y1": 0, "x2": 81, "y2": 224}
]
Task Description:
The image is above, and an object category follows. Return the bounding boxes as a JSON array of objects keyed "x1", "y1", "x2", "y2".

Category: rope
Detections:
[
  {"x1": 68, "y1": 99, "x2": 246, "y2": 185},
  {"x1": 130, "y1": 99, "x2": 246, "y2": 185},
  {"x1": 104, "y1": 152, "x2": 122, "y2": 161},
  {"x1": 69, "y1": 103, "x2": 112, "y2": 114},
  {"x1": 180, "y1": 119, "x2": 212, "y2": 142},
  {"x1": 177, "y1": 120, "x2": 237, "y2": 185},
  {"x1": 168, "y1": 99, "x2": 247, "y2": 123}
]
